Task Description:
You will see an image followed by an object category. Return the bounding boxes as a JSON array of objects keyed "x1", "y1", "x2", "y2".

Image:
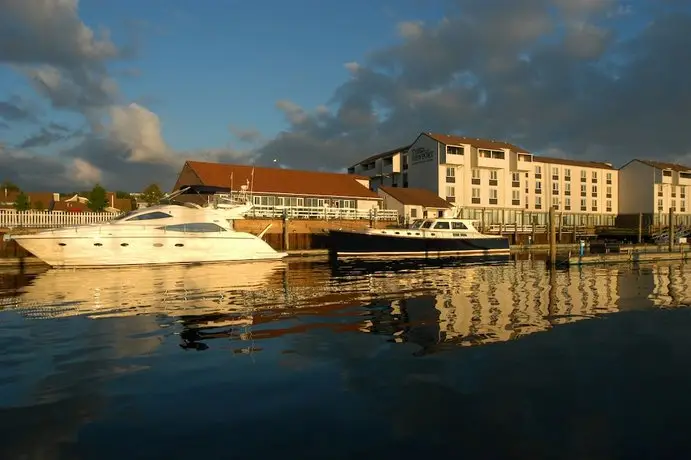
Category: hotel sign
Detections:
[{"x1": 411, "y1": 147, "x2": 434, "y2": 164}]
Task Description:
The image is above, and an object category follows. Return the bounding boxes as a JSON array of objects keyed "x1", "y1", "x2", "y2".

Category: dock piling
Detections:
[
  {"x1": 549, "y1": 206, "x2": 557, "y2": 266},
  {"x1": 669, "y1": 207, "x2": 674, "y2": 253}
]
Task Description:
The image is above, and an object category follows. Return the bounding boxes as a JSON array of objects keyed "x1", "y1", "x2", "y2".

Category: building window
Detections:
[
  {"x1": 565, "y1": 169, "x2": 571, "y2": 180},
  {"x1": 658, "y1": 184, "x2": 664, "y2": 197},
  {"x1": 682, "y1": 200, "x2": 686, "y2": 212},
  {"x1": 512, "y1": 190, "x2": 520, "y2": 205},
  {"x1": 552, "y1": 167, "x2": 559, "y2": 180},
  {"x1": 535, "y1": 196, "x2": 542, "y2": 209},
  {"x1": 581, "y1": 170, "x2": 587, "y2": 182},
  {"x1": 592, "y1": 171, "x2": 598, "y2": 182},
  {"x1": 471, "y1": 187, "x2": 481, "y2": 204},
  {"x1": 581, "y1": 184, "x2": 587, "y2": 196},
  {"x1": 410, "y1": 208, "x2": 417, "y2": 218},
  {"x1": 592, "y1": 199, "x2": 598, "y2": 211},
  {"x1": 535, "y1": 166, "x2": 542, "y2": 179},
  {"x1": 511, "y1": 172, "x2": 520, "y2": 187},
  {"x1": 552, "y1": 182, "x2": 559, "y2": 194},
  {"x1": 535, "y1": 181, "x2": 542, "y2": 194},
  {"x1": 479, "y1": 149, "x2": 505, "y2": 159},
  {"x1": 446, "y1": 145, "x2": 464, "y2": 155},
  {"x1": 663, "y1": 170, "x2": 672, "y2": 177},
  {"x1": 471, "y1": 168, "x2": 480, "y2": 185},
  {"x1": 581, "y1": 198, "x2": 587, "y2": 211},
  {"x1": 565, "y1": 197, "x2": 571, "y2": 210},
  {"x1": 489, "y1": 189, "x2": 498, "y2": 205},
  {"x1": 658, "y1": 199, "x2": 664, "y2": 211},
  {"x1": 446, "y1": 167, "x2": 455, "y2": 183},
  {"x1": 681, "y1": 186, "x2": 686, "y2": 198},
  {"x1": 591, "y1": 185, "x2": 598, "y2": 197},
  {"x1": 552, "y1": 197, "x2": 559, "y2": 209},
  {"x1": 606, "y1": 186, "x2": 612, "y2": 198},
  {"x1": 672, "y1": 200, "x2": 677, "y2": 211},
  {"x1": 489, "y1": 170, "x2": 498, "y2": 186},
  {"x1": 606, "y1": 200, "x2": 612, "y2": 212},
  {"x1": 565, "y1": 182, "x2": 571, "y2": 195},
  {"x1": 446, "y1": 186, "x2": 455, "y2": 202},
  {"x1": 606, "y1": 172, "x2": 612, "y2": 184}
]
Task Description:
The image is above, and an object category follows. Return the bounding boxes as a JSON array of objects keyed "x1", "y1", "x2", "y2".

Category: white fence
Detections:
[
  {"x1": 0, "y1": 210, "x2": 117, "y2": 228},
  {"x1": 0, "y1": 205, "x2": 399, "y2": 229}
]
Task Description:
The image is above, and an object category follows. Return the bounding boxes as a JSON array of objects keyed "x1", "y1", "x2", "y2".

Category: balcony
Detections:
[
  {"x1": 581, "y1": 206, "x2": 587, "y2": 211},
  {"x1": 535, "y1": 173, "x2": 542, "y2": 179},
  {"x1": 512, "y1": 199, "x2": 520, "y2": 206},
  {"x1": 512, "y1": 181, "x2": 520, "y2": 188},
  {"x1": 489, "y1": 179, "x2": 498, "y2": 186},
  {"x1": 444, "y1": 153, "x2": 464, "y2": 165},
  {"x1": 592, "y1": 193, "x2": 597, "y2": 198},
  {"x1": 476, "y1": 149, "x2": 507, "y2": 169},
  {"x1": 471, "y1": 198, "x2": 481, "y2": 204},
  {"x1": 581, "y1": 177, "x2": 586, "y2": 183},
  {"x1": 446, "y1": 176, "x2": 455, "y2": 183},
  {"x1": 565, "y1": 206, "x2": 571, "y2": 211},
  {"x1": 592, "y1": 207, "x2": 598, "y2": 212},
  {"x1": 606, "y1": 207, "x2": 612, "y2": 212},
  {"x1": 606, "y1": 194, "x2": 612, "y2": 198},
  {"x1": 565, "y1": 191, "x2": 571, "y2": 196},
  {"x1": 606, "y1": 179, "x2": 612, "y2": 185},
  {"x1": 489, "y1": 198, "x2": 498, "y2": 205},
  {"x1": 535, "y1": 204, "x2": 542, "y2": 210},
  {"x1": 581, "y1": 192, "x2": 586, "y2": 197},
  {"x1": 446, "y1": 196, "x2": 455, "y2": 203},
  {"x1": 565, "y1": 176, "x2": 571, "y2": 182},
  {"x1": 552, "y1": 175, "x2": 559, "y2": 181},
  {"x1": 471, "y1": 178, "x2": 481, "y2": 185},
  {"x1": 535, "y1": 189, "x2": 542, "y2": 194}
]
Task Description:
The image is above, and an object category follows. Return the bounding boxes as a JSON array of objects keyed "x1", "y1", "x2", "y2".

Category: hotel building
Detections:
[
  {"x1": 349, "y1": 132, "x2": 618, "y2": 227},
  {"x1": 618, "y1": 159, "x2": 691, "y2": 227}
]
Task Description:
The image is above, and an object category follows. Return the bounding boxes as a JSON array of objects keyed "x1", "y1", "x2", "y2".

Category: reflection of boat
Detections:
[
  {"x1": 9, "y1": 202, "x2": 287, "y2": 268},
  {"x1": 327, "y1": 218, "x2": 510, "y2": 259},
  {"x1": 5, "y1": 260, "x2": 285, "y2": 320}
]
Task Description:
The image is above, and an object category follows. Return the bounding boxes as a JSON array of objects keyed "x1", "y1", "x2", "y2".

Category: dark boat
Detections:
[{"x1": 327, "y1": 217, "x2": 510, "y2": 260}]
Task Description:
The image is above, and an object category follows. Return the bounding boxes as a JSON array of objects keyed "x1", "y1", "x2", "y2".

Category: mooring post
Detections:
[
  {"x1": 638, "y1": 212, "x2": 643, "y2": 245},
  {"x1": 282, "y1": 209, "x2": 289, "y2": 251},
  {"x1": 549, "y1": 206, "x2": 557, "y2": 266},
  {"x1": 669, "y1": 207, "x2": 674, "y2": 253}
]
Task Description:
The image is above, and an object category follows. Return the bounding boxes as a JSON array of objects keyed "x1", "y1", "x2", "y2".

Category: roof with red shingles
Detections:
[
  {"x1": 379, "y1": 186, "x2": 452, "y2": 208},
  {"x1": 181, "y1": 161, "x2": 379, "y2": 199}
]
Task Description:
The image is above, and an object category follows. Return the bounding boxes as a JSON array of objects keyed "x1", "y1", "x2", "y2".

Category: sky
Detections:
[{"x1": 1, "y1": 0, "x2": 691, "y2": 192}]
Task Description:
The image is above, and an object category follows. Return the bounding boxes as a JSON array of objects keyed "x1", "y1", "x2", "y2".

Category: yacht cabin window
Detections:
[
  {"x1": 420, "y1": 220, "x2": 434, "y2": 229},
  {"x1": 126, "y1": 211, "x2": 173, "y2": 221},
  {"x1": 451, "y1": 222, "x2": 468, "y2": 230},
  {"x1": 434, "y1": 221, "x2": 450, "y2": 229},
  {"x1": 158, "y1": 223, "x2": 227, "y2": 232}
]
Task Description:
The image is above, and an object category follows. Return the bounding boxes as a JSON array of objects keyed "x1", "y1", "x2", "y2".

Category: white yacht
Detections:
[{"x1": 8, "y1": 202, "x2": 287, "y2": 268}]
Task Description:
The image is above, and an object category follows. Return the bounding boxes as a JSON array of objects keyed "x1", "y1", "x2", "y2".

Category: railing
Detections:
[
  {"x1": 0, "y1": 205, "x2": 400, "y2": 229},
  {"x1": 247, "y1": 205, "x2": 398, "y2": 221},
  {"x1": 0, "y1": 210, "x2": 118, "y2": 228},
  {"x1": 485, "y1": 224, "x2": 589, "y2": 234}
]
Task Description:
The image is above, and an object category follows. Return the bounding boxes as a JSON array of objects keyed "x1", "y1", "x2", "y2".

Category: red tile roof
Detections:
[
  {"x1": 637, "y1": 159, "x2": 691, "y2": 172},
  {"x1": 533, "y1": 155, "x2": 615, "y2": 170},
  {"x1": 379, "y1": 186, "x2": 452, "y2": 208},
  {"x1": 183, "y1": 161, "x2": 379, "y2": 199},
  {"x1": 425, "y1": 132, "x2": 529, "y2": 153}
]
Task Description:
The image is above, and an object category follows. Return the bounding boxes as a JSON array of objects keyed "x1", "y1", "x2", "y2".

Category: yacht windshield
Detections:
[
  {"x1": 112, "y1": 210, "x2": 137, "y2": 221},
  {"x1": 421, "y1": 220, "x2": 434, "y2": 229},
  {"x1": 410, "y1": 219, "x2": 424, "y2": 229}
]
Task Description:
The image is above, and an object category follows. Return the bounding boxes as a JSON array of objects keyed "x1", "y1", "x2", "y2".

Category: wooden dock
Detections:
[{"x1": 567, "y1": 248, "x2": 691, "y2": 266}]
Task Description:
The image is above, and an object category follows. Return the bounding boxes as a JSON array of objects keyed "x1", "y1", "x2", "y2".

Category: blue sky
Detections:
[{"x1": 54, "y1": 0, "x2": 448, "y2": 152}]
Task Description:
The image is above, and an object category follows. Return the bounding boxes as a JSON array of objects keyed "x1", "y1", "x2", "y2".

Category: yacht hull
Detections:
[
  {"x1": 12, "y1": 232, "x2": 287, "y2": 268},
  {"x1": 327, "y1": 229, "x2": 510, "y2": 259}
]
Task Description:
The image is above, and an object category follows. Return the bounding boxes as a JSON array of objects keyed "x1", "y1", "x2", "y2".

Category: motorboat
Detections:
[
  {"x1": 8, "y1": 202, "x2": 287, "y2": 268},
  {"x1": 326, "y1": 217, "x2": 510, "y2": 259}
]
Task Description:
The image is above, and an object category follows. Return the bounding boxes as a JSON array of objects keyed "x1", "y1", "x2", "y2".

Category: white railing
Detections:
[
  {"x1": 0, "y1": 210, "x2": 118, "y2": 228},
  {"x1": 247, "y1": 205, "x2": 399, "y2": 221},
  {"x1": 0, "y1": 205, "x2": 399, "y2": 229},
  {"x1": 485, "y1": 224, "x2": 589, "y2": 234}
]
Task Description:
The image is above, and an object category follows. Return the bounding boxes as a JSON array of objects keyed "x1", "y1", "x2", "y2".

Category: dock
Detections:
[{"x1": 567, "y1": 248, "x2": 691, "y2": 266}]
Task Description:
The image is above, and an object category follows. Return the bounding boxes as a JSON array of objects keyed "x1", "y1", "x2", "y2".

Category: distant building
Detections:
[
  {"x1": 377, "y1": 186, "x2": 453, "y2": 221},
  {"x1": 0, "y1": 189, "x2": 131, "y2": 213},
  {"x1": 618, "y1": 159, "x2": 691, "y2": 228},
  {"x1": 349, "y1": 132, "x2": 618, "y2": 226},
  {"x1": 175, "y1": 160, "x2": 382, "y2": 211}
]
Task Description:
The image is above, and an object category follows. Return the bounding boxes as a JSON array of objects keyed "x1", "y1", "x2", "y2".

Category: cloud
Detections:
[
  {"x1": 228, "y1": 125, "x2": 262, "y2": 144},
  {"x1": 0, "y1": 0, "x2": 252, "y2": 192},
  {"x1": 254, "y1": 0, "x2": 691, "y2": 171}
]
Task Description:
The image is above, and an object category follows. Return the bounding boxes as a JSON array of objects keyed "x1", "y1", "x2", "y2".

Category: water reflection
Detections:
[{"x1": 1, "y1": 259, "x2": 690, "y2": 355}]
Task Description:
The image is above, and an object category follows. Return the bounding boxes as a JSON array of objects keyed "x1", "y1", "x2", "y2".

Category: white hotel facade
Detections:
[{"x1": 349, "y1": 132, "x2": 618, "y2": 227}]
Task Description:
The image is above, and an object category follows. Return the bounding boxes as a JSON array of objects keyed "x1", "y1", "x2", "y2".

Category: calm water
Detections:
[{"x1": 1, "y1": 256, "x2": 691, "y2": 459}]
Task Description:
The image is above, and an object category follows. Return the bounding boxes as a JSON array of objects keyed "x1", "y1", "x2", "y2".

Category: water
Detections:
[{"x1": 1, "y1": 257, "x2": 691, "y2": 459}]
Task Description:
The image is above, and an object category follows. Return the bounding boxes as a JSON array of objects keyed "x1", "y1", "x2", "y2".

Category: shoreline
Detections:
[{"x1": 0, "y1": 243, "x2": 676, "y2": 268}]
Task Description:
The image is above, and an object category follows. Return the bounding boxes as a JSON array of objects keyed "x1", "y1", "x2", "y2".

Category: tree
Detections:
[
  {"x1": 1, "y1": 180, "x2": 19, "y2": 192},
  {"x1": 87, "y1": 184, "x2": 108, "y2": 212},
  {"x1": 13, "y1": 192, "x2": 30, "y2": 211},
  {"x1": 115, "y1": 190, "x2": 131, "y2": 199},
  {"x1": 141, "y1": 183, "x2": 164, "y2": 206},
  {"x1": 33, "y1": 200, "x2": 44, "y2": 210}
]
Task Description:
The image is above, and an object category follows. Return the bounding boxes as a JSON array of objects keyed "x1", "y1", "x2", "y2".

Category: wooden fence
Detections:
[{"x1": 0, "y1": 210, "x2": 116, "y2": 228}]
